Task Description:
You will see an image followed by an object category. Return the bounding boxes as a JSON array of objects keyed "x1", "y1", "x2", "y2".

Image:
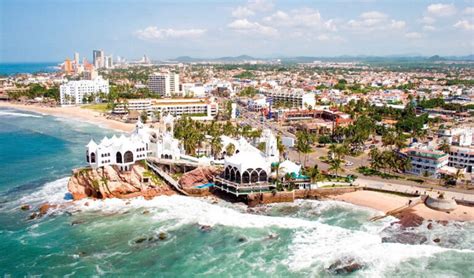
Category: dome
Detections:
[
  {"x1": 425, "y1": 195, "x2": 457, "y2": 212},
  {"x1": 278, "y1": 160, "x2": 301, "y2": 176},
  {"x1": 225, "y1": 151, "x2": 269, "y2": 173}
]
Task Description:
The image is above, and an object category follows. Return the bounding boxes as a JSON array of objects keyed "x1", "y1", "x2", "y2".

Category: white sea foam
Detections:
[
  {"x1": 73, "y1": 195, "x2": 474, "y2": 276},
  {"x1": 0, "y1": 110, "x2": 42, "y2": 118},
  {"x1": 14, "y1": 177, "x2": 70, "y2": 209}
]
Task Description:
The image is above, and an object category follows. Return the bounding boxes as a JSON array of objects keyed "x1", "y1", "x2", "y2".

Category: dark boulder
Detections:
[{"x1": 327, "y1": 259, "x2": 364, "y2": 275}]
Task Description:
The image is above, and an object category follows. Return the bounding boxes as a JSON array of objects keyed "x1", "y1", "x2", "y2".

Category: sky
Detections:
[{"x1": 1, "y1": 0, "x2": 473, "y2": 62}]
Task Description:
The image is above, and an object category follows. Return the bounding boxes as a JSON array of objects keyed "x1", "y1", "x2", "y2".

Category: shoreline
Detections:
[
  {"x1": 331, "y1": 190, "x2": 474, "y2": 222},
  {"x1": 0, "y1": 102, "x2": 134, "y2": 132}
]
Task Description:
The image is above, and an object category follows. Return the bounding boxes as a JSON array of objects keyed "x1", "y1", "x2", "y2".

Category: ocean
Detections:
[
  {"x1": 0, "y1": 107, "x2": 473, "y2": 277},
  {"x1": 0, "y1": 62, "x2": 59, "y2": 75}
]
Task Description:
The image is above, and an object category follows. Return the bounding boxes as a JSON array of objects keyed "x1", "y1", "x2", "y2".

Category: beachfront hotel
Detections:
[
  {"x1": 59, "y1": 76, "x2": 109, "y2": 106},
  {"x1": 398, "y1": 143, "x2": 449, "y2": 178},
  {"x1": 113, "y1": 98, "x2": 218, "y2": 120},
  {"x1": 260, "y1": 89, "x2": 316, "y2": 109}
]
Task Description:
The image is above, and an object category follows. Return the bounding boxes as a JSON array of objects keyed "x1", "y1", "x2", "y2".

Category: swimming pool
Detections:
[{"x1": 195, "y1": 183, "x2": 215, "y2": 189}]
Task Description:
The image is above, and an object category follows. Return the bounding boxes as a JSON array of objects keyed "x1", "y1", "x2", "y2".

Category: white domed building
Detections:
[{"x1": 214, "y1": 129, "x2": 280, "y2": 196}]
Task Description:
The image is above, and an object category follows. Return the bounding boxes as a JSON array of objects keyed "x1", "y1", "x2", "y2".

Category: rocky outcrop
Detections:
[
  {"x1": 178, "y1": 167, "x2": 221, "y2": 189},
  {"x1": 67, "y1": 164, "x2": 175, "y2": 200}
]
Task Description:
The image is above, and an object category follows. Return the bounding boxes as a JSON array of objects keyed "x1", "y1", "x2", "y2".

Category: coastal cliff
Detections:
[{"x1": 67, "y1": 164, "x2": 175, "y2": 200}]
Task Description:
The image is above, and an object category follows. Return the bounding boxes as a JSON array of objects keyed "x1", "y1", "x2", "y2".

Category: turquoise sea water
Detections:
[
  {"x1": 0, "y1": 62, "x2": 59, "y2": 75},
  {"x1": 0, "y1": 107, "x2": 473, "y2": 277}
]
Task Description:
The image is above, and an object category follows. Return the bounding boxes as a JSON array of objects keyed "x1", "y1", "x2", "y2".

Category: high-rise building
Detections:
[
  {"x1": 105, "y1": 56, "x2": 114, "y2": 69},
  {"x1": 148, "y1": 73, "x2": 170, "y2": 97},
  {"x1": 63, "y1": 58, "x2": 73, "y2": 74},
  {"x1": 148, "y1": 72, "x2": 180, "y2": 97},
  {"x1": 169, "y1": 72, "x2": 179, "y2": 94},
  {"x1": 74, "y1": 52, "x2": 80, "y2": 65},
  {"x1": 93, "y1": 50, "x2": 105, "y2": 68}
]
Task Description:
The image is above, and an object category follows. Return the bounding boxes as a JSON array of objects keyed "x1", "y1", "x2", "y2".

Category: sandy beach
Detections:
[
  {"x1": 0, "y1": 102, "x2": 134, "y2": 132},
  {"x1": 332, "y1": 190, "x2": 474, "y2": 221}
]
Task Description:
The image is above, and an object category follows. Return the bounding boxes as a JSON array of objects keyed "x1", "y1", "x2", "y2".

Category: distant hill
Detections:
[{"x1": 169, "y1": 54, "x2": 474, "y2": 64}]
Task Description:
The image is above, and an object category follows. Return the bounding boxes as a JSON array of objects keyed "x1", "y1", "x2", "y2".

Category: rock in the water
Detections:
[
  {"x1": 267, "y1": 233, "x2": 279, "y2": 240},
  {"x1": 433, "y1": 238, "x2": 441, "y2": 243},
  {"x1": 327, "y1": 259, "x2": 363, "y2": 275},
  {"x1": 20, "y1": 204, "x2": 31, "y2": 211},
  {"x1": 71, "y1": 220, "x2": 85, "y2": 226},
  {"x1": 134, "y1": 237, "x2": 147, "y2": 244},
  {"x1": 395, "y1": 211, "x2": 424, "y2": 228},
  {"x1": 382, "y1": 232, "x2": 427, "y2": 245},
  {"x1": 427, "y1": 223, "x2": 433, "y2": 230},
  {"x1": 37, "y1": 202, "x2": 58, "y2": 217},
  {"x1": 199, "y1": 225, "x2": 212, "y2": 232},
  {"x1": 238, "y1": 237, "x2": 247, "y2": 243},
  {"x1": 142, "y1": 210, "x2": 150, "y2": 215},
  {"x1": 158, "y1": 232, "x2": 168, "y2": 240},
  {"x1": 28, "y1": 212, "x2": 39, "y2": 220}
]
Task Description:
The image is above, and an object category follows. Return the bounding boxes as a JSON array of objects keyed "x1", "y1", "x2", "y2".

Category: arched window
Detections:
[
  {"x1": 259, "y1": 170, "x2": 268, "y2": 182},
  {"x1": 124, "y1": 151, "x2": 134, "y2": 163},
  {"x1": 251, "y1": 170, "x2": 259, "y2": 183},
  {"x1": 86, "y1": 150, "x2": 90, "y2": 163},
  {"x1": 242, "y1": 171, "x2": 250, "y2": 184},
  {"x1": 116, "y1": 152, "x2": 123, "y2": 163},
  {"x1": 224, "y1": 166, "x2": 231, "y2": 179},
  {"x1": 235, "y1": 170, "x2": 241, "y2": 183},
  {"x1": 90, "y1": 152, "x2": 96, "y2": 163},
  {"x1": 230, "y1": 168, "x2": 236, "y2": 181}
]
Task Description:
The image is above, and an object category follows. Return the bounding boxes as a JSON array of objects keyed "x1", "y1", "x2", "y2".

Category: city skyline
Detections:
[{"x1": 1, "y1": 0, "x2": 474, "y2": 62}]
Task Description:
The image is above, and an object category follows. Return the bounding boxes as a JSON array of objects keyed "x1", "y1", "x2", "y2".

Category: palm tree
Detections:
[
  {"x1": 438, "y1": 140, "x2": 450, "y2": 154},
  {"x1": 329, "y1": 158, "x2": 344, "y2": 177},
  {"x1": 225, "y1": 143, "x2": 236, "y2": 156},
  {"x1": 210, "y1": 136, "x2": 223, "y2": 159},
  {"x1": 453, "y1": 169, "x2": 465, "y2": 186},
  {"x1": 276, "y1": 135, "x2": 285, "y2": 159},
  {"x1": 296, "y1": 130, "x2": 314, "y2": 167}
]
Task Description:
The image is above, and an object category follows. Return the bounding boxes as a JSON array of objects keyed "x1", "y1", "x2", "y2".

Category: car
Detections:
[{"x1": 345, "y1": 161, "x2": 354, "y2": 166}]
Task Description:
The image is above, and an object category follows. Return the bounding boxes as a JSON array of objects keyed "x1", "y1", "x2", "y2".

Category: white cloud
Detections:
[
  {"x1": 347, "y1": 11, "x2": 405, "y2": 31},
  {"x1": 263, "y1": 8, "x2": 337, "y2": 31},
  {"x1": 390, "y1": 20, "x2": 406, "y2": 29},
  {"x1": 463, "y1": 7, "x2": 474, "y2": 15},
  {"x1": 421, "y1": 16, "x2": 435, "y2": 24},
  {"x1": 135, "y1": 27, "x2": 206, "y2": 41},
  {"x1": 317, "y1": 34, "x2": 344, "y2": 42},
  {"x1": 405, "y1": 32, "x2": 422, "y2": 39},
  {"x1": 228, "y1": 19, "x2": 278, "y2": 36},
  {"x1": 232, "y1": 6, "x2": 255, "y2": 18},
  {"x1": 423, "y1": 25, "x2": 436, "y2": 31},
  {"x1": 231, "y1": 0, "x2": 273, "y2": 18},
  {"x1": 454, "y1": 20, "x2": 474, "y2": 31},
  {"x1": 427, "y1": 3, "x2": 456, "y2": 17}
]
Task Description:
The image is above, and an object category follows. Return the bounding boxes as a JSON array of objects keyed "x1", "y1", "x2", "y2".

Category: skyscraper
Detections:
[
  {"x1": 74, "y1": 52, "x2": 79, "y2": 65},
  {"x1": 92, "y1": 50, "x2": 105, "y2": 68},
  {"x1": 148, "y1": 72, "x2": 180, "y2": 97}
]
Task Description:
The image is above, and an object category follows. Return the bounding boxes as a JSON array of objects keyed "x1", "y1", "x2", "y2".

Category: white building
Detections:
[
  {"x1": 60, "y1": 76, "x2": 109, "y2": 106},
  {"x1": 113, "y1": 98, "x2": 218, "y2": 120},
  {"x1": 263, "y1": 89, "x2": 316, "y2": 109},
  {"x1": 86, "y1": 115, "x2": 182, "y2": 171},
  {"x1": 148, "y1": 72, "x2": 179, "y2": 97},
  {"x1": 399, "y1": 143, "x2": 449, "y2": 178},
  {"x1": 214, "y1": 129, "x2": 280, "y2": 196}
]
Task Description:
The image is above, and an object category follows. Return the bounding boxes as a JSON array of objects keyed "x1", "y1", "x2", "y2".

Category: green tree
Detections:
[{"x1": 140, "y1": 111, "x2": 148, "y2": 123}]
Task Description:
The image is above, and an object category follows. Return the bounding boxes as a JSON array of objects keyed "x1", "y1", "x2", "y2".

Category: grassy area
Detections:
[
  {"x1": 357, "y1": 166, "x2": 402, "y2": 179},
  {"x1": 81, "y1": 103, "x2": 109, "y2": 112}
]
